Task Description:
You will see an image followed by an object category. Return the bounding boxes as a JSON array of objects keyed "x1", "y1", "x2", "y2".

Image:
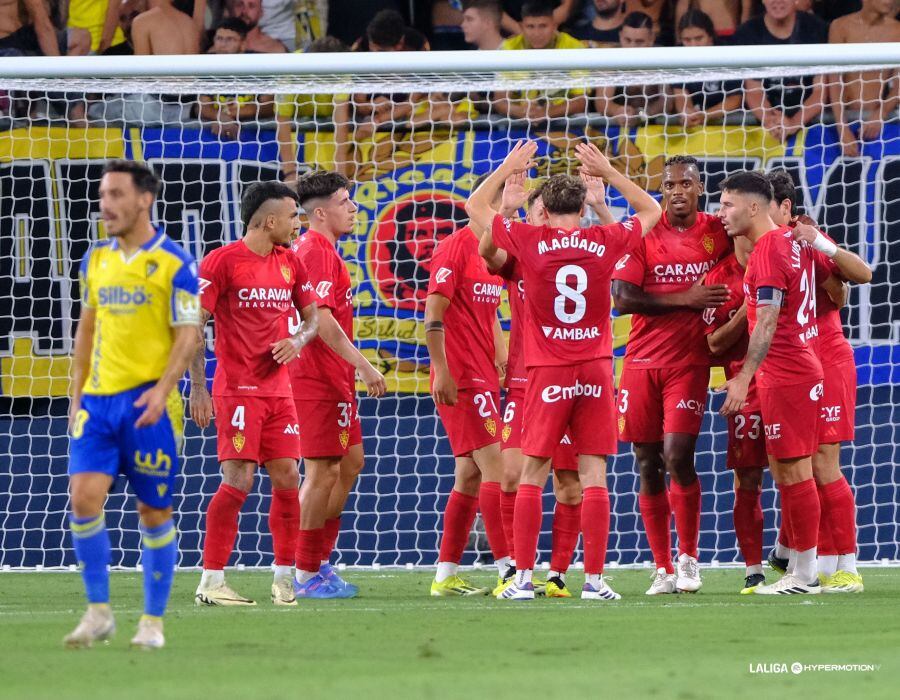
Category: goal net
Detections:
[{"x1": 1, "y1": 48, "x2": 897, "y2": 570}]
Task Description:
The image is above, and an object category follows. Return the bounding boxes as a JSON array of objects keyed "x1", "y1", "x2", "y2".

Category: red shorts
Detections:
[
  {"x1": 617, "y1": 365, "x2": 709, "y2": 443},
  {"x1": 522, "y1": 358, "x2": 616, "y2": 458},
  {"x1": 213, "y1": 394, "x2": 299, "y2": 464},
  {"x1": 726, "y1": 410, "x2": 768, "y2": 469},
  {"x1": 818, "y1": 358, "x2": 856, "y2": 444},
  {"x1": 436, "y1": 388, "x2": 501, "y2": 457},
  {"x1": 758, "y1": 379, "x2": 823, "y2": 460},
  {"x1": 501, "y1": 389, "x2": 578, "y2": 470},
  {"x1": 294, "y1": 397, "x2": 362, "y2": 459}
]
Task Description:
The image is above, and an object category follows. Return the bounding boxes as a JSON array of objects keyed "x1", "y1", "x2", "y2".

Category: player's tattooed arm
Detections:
[
  {"x1": 612, "y1": 279, "x2": 729, "y2": 316},
  {"x1": 189, "y1": 309, "x2": 214, "y2": 428},
  {"x1": 720, "y1": 303, "x2": 779, "y2": 416},
  {"x1": 317, "y1": 307, "x2": 386, "y2": 398},
  {"x1": 69, "y1": 305, "x2": 96, "y2": 431},
  {"x1": 791, "y1": 223, "x2": 872, "y2": 284},
  {"x1": 707, "y1": 301, "x2": 747, "y2": 356},
  {"x1": 272, "y1": 302, "x2": 319, "y2": 365},
  {"x1": 425, "y1": 293, "x2": 457, "y2": 406}
]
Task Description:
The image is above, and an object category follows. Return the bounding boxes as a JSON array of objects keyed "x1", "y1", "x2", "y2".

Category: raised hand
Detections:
[
  {"x1": 579, "y1": 169, "x2": 607, "y2": 208},
  {"x1": 500, "y1": 170, "x2": 528, "y2": 215},
  {"x1": 500, "y1": 140, "x2": 538, "y2": 175}
]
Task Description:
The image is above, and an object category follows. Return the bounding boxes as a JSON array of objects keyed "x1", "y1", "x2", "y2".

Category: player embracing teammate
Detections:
[{"x1": 471, "y1": 141, "x2": 662, "y2": 600}]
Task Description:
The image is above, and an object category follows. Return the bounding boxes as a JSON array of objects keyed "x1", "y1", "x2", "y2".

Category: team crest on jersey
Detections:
[
  {"x1": 339, "y1": 429, "x2": 350, "y2": 449},
  {"x1": 232, "y1": 431, "x2": 245, "y2": 453},
  {"x1": 484, "y1": 418, "x2": 497, "y2": 437},
  {"x1": 280, "y1": 265, "x2": 292, "y2": 283},
  {"x1": 145, "y1": 261, "x2": 158, "y2": 278},
  {"x1": 617, "y1": 416, "x2": 626, "y2": 434},
  {"x1": 502, "y1": 423, "x2": 511, "y2": 443},
  {"x1": 701, "y1": 234, "x2": 715, "y2": 254}
]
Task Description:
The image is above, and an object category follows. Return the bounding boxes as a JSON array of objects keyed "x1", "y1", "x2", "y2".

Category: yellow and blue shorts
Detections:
[{"x1": 69, "y1": 382, "x2": 179, "y2": 508}]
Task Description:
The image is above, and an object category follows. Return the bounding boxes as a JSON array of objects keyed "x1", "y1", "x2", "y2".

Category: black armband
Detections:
[{"x1": 425, "y1": 321, "x2": 444, "y2": 333}]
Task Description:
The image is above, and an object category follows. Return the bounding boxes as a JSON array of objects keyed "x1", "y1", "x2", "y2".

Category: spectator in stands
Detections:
[
  {"x1": 403, "y1": 26, "x2": 430, "y2": 51},
  {"x1": 99, "y1": 0, "x2": 146, "y2": 55},
  {"x1": 625, "y1": 0, "x2": 669, "y2": 40},
  {"x1": 493, "y1": 0, "x2": 588, "y2": 120},
  {"x1": 259, "y1": 0, "x2": 297, "y2": 51},
  {"x1": 356, "y1": 7, "x2": 406, "y2": 51},
  {"x1": 499, "y1": 0, "x2": 579, "y2": 35},
  {"x1": 670, "y1": 10, "x2": 743, "y2": 128},
  {"x1": 733, "y1": 0, "x2": 828, "y2": 143},
  {"x1": 460, "y1": 0, "x2": 505, "y2": 50},
  {"x1": 227, "y1": 0, "x2": 287, "y2": 52},
  {"x1": 198, "y1": 18, "x2": 275, "y2": 139},
  {"x1": 828, "y1": 0, "x2": 900, "y2": 156},
  {"x1": 571, "y1": 1, "x2": 627, "y2": 48},
  {"x1": 0, "y1": 0, "x2": 89, "y2": 56},
  {"x1": 132, "y1": 0, "x2": 201, "y2": 54},
  {"x1": 595, "y1": 12, "x2": 665, "y2": 126},
  {"x1": 327, "y1": 0, "x2": 403, "y2": 48},
  {"x1": 675, "y1": 0, "x2": 752, "y2": 39}
]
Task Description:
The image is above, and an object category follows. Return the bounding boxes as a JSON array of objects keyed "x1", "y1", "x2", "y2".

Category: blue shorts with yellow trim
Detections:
[{"x1": 69, "y1": 382, "x2": 179, "y2": 508}]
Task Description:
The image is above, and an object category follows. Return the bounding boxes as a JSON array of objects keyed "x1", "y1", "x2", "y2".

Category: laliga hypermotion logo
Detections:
[{"x1": 367, "y1": 190, "x2": 468, "y2": 312}]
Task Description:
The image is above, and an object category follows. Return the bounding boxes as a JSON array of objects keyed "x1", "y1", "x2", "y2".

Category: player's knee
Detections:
[
  {"x1": 221, "y1": 462, "x2": 255, "y2": 493},
  {"x1": 305, "y1": 459, "x2": 341, "y2": 491},
  {"x1": 555, "y1": 472, "x2": 581, "y2": 504},
  {"x1": 663, "y1": 450, "x2": 697, "y2": 485},
  {"x1": 812, "y1": 445, "x2": 842, "y2": 485},
  {"x1": 69, "y1": 476, "x2": 108, "y2": 517},
  {"x1": 340, "y1": 452, "x2": 365, "y2": 481},
  {"x1": 452, "y1": 459, "x2": 481, "y2": 495},
  {"x1": 137, "y1": 503, "x2": 173, "y2": 527},
  {"x1": 734, "y1": 468, "x2": 763, "y2": 493}
]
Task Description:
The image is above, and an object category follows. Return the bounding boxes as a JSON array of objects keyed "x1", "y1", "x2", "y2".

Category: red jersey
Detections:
[
  {"x1": 812, "y1": 232, "x2": 854, "y2": 368},
  {"x1": 199, "y1": 239, "x2": 314, "y2": 398},
  {"x1": 612, "y1": 211, "x2": 731, "y2": 369},
  {"x1": 427, "y1": 226, "x2": 507, "y2": 392},
  {"x1": 744, "y1": 227, "x2": 824, "y2": 389},
  {"x1": 498, "y1": 260, "x2": 527, "y2": 390},
  {"x1": 289, "y1": 230, "x2": 356, "y2": 400},
  {"x1": 702, "y1": 253, "x2": 758, "y2": 411},
  {"x1": 490, "y1": 213, "x2": 642, "y2": 367}
]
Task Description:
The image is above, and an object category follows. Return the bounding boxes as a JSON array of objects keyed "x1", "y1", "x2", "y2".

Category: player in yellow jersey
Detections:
[{"x1": 64, "y1": 160, "x2": 200, "y2": 651}]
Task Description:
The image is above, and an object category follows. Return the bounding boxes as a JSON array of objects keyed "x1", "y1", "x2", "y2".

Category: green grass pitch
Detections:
[{"x1": 1, "y1": 568, "x2": 898, "y2": 700}]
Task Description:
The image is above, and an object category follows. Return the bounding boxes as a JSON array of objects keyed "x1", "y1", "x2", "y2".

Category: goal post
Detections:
[{"x1": 1, "y1": 45, "x2": 898, "y2": 570}]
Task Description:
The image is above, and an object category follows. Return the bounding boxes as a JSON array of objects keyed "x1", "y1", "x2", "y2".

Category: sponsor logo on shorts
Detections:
[
  {"x1": 821, "y1": 405, "x2": 842, "y2": 423},
  {"x1": 764, "y1": 424, "x2": 781, "y2": 440},
  {"x1": 541, "y1": 381, "x2": 603, "y2": 404},
  {"x1": 502, "y1": 423, "x2": 512, "y2": 443},
  {"x1": 809, "y1": 382, "x2": 824, "y2": 400},
  {"x1": 232, "y1": 431, "x2": 245, "y2": 452},
  {"x1": 484, "y1": 418, "x2": 497, "y2": 437},
  {"x1": 339, "y1": 429, "x2": 350, "y2": 449},
  {"x1": 133, "y1": 448, "x2": 172, "y2": 476},
  {"x1": 676, "y1": 398, "x2": 704, "y2": 415},
  {"x1": 283, "y1": 424, "x2": 299, "y2": 435},
  {"x1": 435, "y1": 267, "x2": 452, "y2": 284}
]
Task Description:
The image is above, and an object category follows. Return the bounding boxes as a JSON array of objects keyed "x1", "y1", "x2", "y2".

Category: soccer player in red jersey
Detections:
[
  {"x1": 703, "y1": 234, "x2": 769, "y2": 593},
  {"x1": 766, "y1": 169, "x2": 871, "y2": 593},
  {"x1": 472, "y1": 140, "x2": 662, "y2": 601},
  {"x1": 426, "y1": 173, "x2": 516, "y2": 597},
  {"x1": 190, "y1": 182, "x2": 319, "y2": 606},
  {"x1": 290, "y1": 171, "x2": 387, "y2": 598},
  {"x1": 612, "y1": 155, "x2": 731, "y2": 595},
  {"x1": 719, "y1": 170, "x2": 829, "y2": 594}
]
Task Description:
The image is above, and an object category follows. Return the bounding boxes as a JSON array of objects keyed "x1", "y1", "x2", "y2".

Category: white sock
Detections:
[
  {"x1": 745, "y1": 564, "x2": 763, "y2": 577},
  {"x1": 509, "y1": 559, "x2": 516, "y2": 568},
  {"x1": 273, "y1": 565, "x2": 292, "y2": 580},
  {"x1": 817, "y1": 555, "x2": 838, "y2": 578},
  {"x1": 200, "y1": 569, "x2": 224, "y2": 589},
  {"x1": 585, "y1": 573, "x2": 601, "y2": 588},
  {"x1": 320, "y1": 559, "x2": 330, "y2": 568},
  {"x1": 495, "y1": 556, "x2": 511, "y2": 576},
  {"x1": 794, "y1": 547, "x2": 817, "y2": 585},
  {"x1": 548, "y1": 570, "x2": 565, "y2": 582},
  {"x1": 435, "y1": 562, "x2": 458, "y2": 583},
  {"x1": 295, "y1": 569, "x2": 317, "y2": 585},
  {"x1": 514, "y1": 568, "x2": 533, "y2": 587},
  {"x1": 775, "y1": 542, "x2": 791, "y2": 560},
  {"x1": 786, "y1": 548, "x2": 797, "y2": 574},
  {"x1": 837, "y1": 553, "x2": 858, "y2": 575}
]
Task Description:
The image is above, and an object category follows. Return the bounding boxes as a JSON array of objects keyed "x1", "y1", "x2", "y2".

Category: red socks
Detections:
[
  {"x1": 513, "y1": 484, "x2": 543, "y2": 571},
  {"x1": 639, "y1": 490, "x2": 673, "y2": 573},
  {"x1": 817, "y1": 484, "x2": 837, "y2": 556},
  {"x1": 670, "y1": 479, "x2": 701, "y2": 559},
  {"x1": 295, "y1": 528, "x2": 324, "y2": 573},
  {"x1": 779, "y1": 479, "x2": 820, "y2": 552},
  {"x1": 322, "y1": 517, "x2": 342, "y2": 562},
  {"x1": 819, "y1": 477, "x2": 857, "y2": 555},
  {"x1": 733, "y1": 488, "x2": 763, "y2": 567},
  {"x1": 500, "y1": 489, "x2": 517, "y2": 562},
  {"x1": 550, "y1": 501, "x2": 581, "y2": 573},
  {"x1": 203, "y1": 483, "x2": 247, "y2": 570},
  {"x1": 479, "y1": 481, "x2": 509, "y2": 560},
  {"x1": 269, "y1": 488, "x2": 300, "y2": 567},
  {"x1": 437, "y1": 490, "x2": 478, "y2": 564},
  {"x1": 581, "y1": 487, "x2": 610, "y2": 576},
  {"x1": 777, "y1": 515, "x2": 792, "y2": 549}
]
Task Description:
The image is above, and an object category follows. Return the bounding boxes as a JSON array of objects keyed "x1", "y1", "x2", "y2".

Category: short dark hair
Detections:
[
  {"x1": 719, "y1": 170, "x2": 774, "y2": 202},
  {"x1": 463, "y1": 0, "x2": 502, "y2": 24},
  {"x1": 540, "y1": 174, "x2": 585, "y2": 215},
  {"x1": 306, "y1": 36, "x2": 349, "y2": 53},
  {"x1": 471, "y1": 172, "x2": 491, "y2": 192},
  {"x1": 216, "y1": 17, "x2": 250, "y2": 38},
  {"x1": 664, "y1": 154, "x2": 700, "y2": 169},
  {"x1": 622, "y1": 11, "x2": 654, "y2": 32},
  {"x1": 367, "y1": 9, "x2": 406, "y2": 48},
  {"x1": 766, "y1": 169, "x2": 798, "y2": 213},
  {"x1": 527, "y1": 180, "x2": 545, "y2": 208},
  {"x1": 521, "y1": 1, "x2": 558, "y2": 20},
  {"x1": 403, "y1": 27, "x2": 429, "y2": 51},
  {"x1": 677, "y1": 9, "x2": 715, "y2": 41},
  {"x1": 295, "y1": 170, "x2": 351, "y2": 208},
  {"x1": 241, "y1": 181, "x2": 299, "y2": 227},
  {"x1": 101, "y1": 159, "x2": 161, "y2": 196}
]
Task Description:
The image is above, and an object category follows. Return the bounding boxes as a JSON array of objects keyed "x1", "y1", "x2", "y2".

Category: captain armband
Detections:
[{"x1": 756, "y1": 286, "x2": 784, "y2": 307}]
